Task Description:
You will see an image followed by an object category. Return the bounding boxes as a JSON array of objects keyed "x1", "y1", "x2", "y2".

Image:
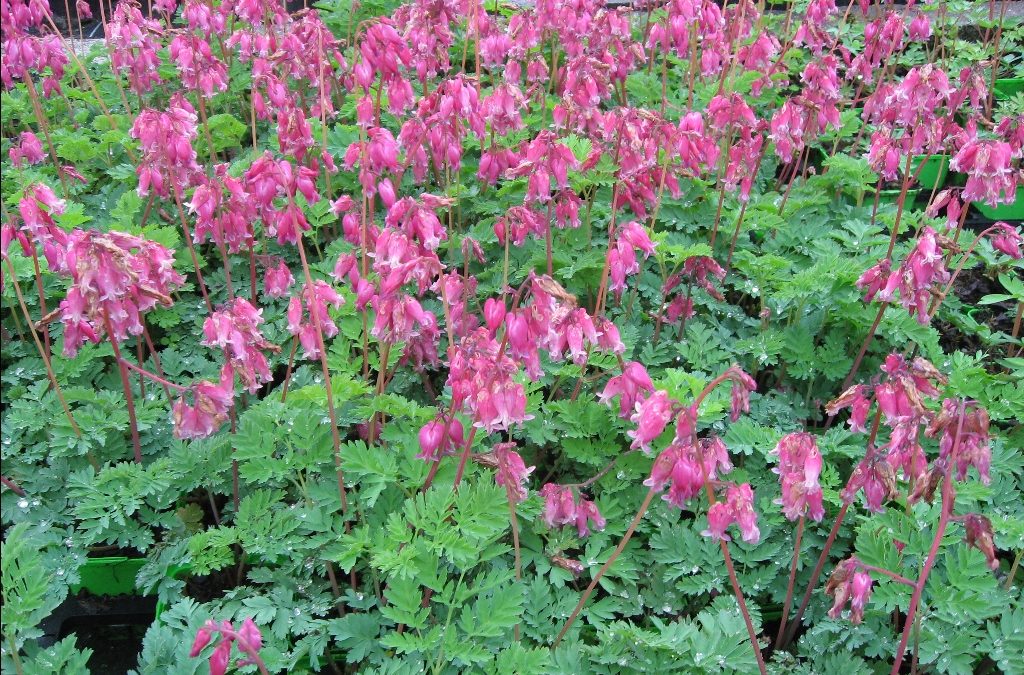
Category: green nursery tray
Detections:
[
  {"x1": 911, "y1": 155, "x2": 949, "y2": 192},
  {"x1": 72, "y1": 557, "x2": 146, "y2": 597},
  {"x1": 975, "y1": 198, "x2": 1024, "y2": 221},
  {"x1": 993, "y1": 78, "x2": 1024, "y2": 100}
]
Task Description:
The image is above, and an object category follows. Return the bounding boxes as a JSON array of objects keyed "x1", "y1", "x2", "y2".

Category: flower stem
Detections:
[
  {"x1": 451, "y1": 427, "x2": 479, "y2": 491},
  {"x1": 296, "y1": 236, "x2": 348, "y2": 516},
  {"x1": 2, "y1": 256, "x2": 81, "y2": 437},
  {"x1": 775, "y1": 515, "x2": 805, "y2": 649},
  {"x1": 104, "y1": 314, "x2": 143, "y2": 463},
  {"x1": 554, "y1": 487, "x2": 657, "y2": 647},
  {"x1": 503, "y1": 482, "x2": 523, "y2": 641},
  {"x1": 891, "y1": 406, "x2": 964, "y2": 675},
  {"x1": 1, "y1": 475, "x2": 26, "y2": 497},
  {"x1": 172, "y1": 187, "x2": 213, "y2": 312},
  {"x1": 838, "y1": 301, "x2": 889, "y2": 395}
]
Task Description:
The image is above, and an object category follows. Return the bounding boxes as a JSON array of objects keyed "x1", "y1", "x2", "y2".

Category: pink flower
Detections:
[
  {"x1": 8, "y1": 131, "x2": 45, "y2": 167},
  {"x1": 769, "y1": 433, "x2": 825, "y2": 522},
  {"x1": 825, "y1": 557, "x2": 873, "y2": 624},
  {"x1": 189, "y1": 623, "x2": 213, "y2": 657},
  {"x1": 702, "y1": 483, "x2": 760, "y2": 544},
  {"x1": 539, "y1": 484, "x2": 605, "y2": 537},
  {"x1": 416, "y1": 415, "x2": 465, "y2": 462},
  {"x1": 989, "y1": 222, "x2": 1022, "y2": 259},
  {"x1": 172, "y1": 364, "x2": 235, "y2": 440},
  {"x1": 263, "y1": 260, "x2": 295, "y2": 298},
  {"x1": 908, "y1": 13, "x2": 931, "y2": 41},
  {"x1": 962, "y1": 514, "x2": 999, "y2": 571},
  {"x1": 493, "y1": 442, "x2": 534, "y2": 504},
  {"x1": 629, "y1": 390, "x2": 675, "y2": 451},
  {"x1": 209, "y1": 640, "x2": 231, "y2": 675},
  {"x1": 237, "y1": 617, "x2": 263, "y2": 655},
  {"x1": 202, "y1": 298, "x2": 277, "y2": 394},
  {"x1": 598, "y1": 361, "x2": 655, "y2": 419},
  {"x1": 483, "y1": 298, "x2": 506, "y2": 333}
]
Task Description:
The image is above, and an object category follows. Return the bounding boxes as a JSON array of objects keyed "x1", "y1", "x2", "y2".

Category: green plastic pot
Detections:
[
  {"x1": 975, "y1": 198, "x2": 1024, "y2": 221},
  {"x1": 993, "y1": 78, "x2": 1024, "y2": 101},
  {"x1": 72, "y1": 557, "x2": 146, "y2": 597},
  {"x1": 911, "y1": 155, "x2": 949, "y2": 192}
]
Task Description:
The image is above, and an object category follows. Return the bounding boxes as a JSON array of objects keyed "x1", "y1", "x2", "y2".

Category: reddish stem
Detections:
[
  {"x1": 296, "y1": 236, "x2": 348, "y2": 516},
  {"x1": 775, "y1": 515, "x2": 805, "y2": 649},
  {"x1": 1, "y1": 475, "x2": 27, "y2": 496},
  {"x1": 890, "y1": 406, "x2": 965, "y2": 675},
  {"x1": 104, "y1": 315, "x2": 143, "y2": 463},
  {"x1": 554, "y1": 488, "x2": 657, "y2": 647}
]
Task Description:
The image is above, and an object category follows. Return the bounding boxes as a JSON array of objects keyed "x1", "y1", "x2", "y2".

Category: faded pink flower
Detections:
[
  {"x1": 962, "y1": 514, "x2": 999, "y2": 571},
  {"x1": 202, "y1": 298, "x2": 277, "y2": 393},
  {"x1": 989, "y1": 222, "x2": 1022, "y2": 259},
  {"x1": 172, "y1": 364, "x2": 234, "y2": 439},
  {"x1": 702, "y1": 483, "x2": 760, "y2": 544},
  {"x1": 494, "y1": 442, "x2": 534, "y2": 504},
  {"x1": 825, "y1": 557, "x2": 873, "y2": 624},
  {"x1": 769, "y1": 433, "x2": 825, "y2": 522},
  {"x1": 539, "y1": 484, "x2": 606, "y2": 537}
]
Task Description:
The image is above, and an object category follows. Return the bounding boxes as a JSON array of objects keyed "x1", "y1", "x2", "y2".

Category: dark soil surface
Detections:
[{"x1": 41, "y1": 590, "x2": 156, "y2": 675}]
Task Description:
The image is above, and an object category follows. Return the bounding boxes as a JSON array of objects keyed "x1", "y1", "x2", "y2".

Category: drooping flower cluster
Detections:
[
  {"x1": 189, "y1": 617, "x2": 264, "y2": 675},
  {"x1": 769, "y1": 432, "x2": 825, "y2": 522},
  {"x1": 857, "y1": 227, "x2": 952, "y2": 324},
  {"x1": 58, "y1": 229, "x2": 185, "y2": 357},
  {"x1": 173, "y1": 364, "x2": 234, "y2": 440},
  {"x1": 703, "y1": 483, "x2": 761, "y2": 544},
  {"x1": 539, "y1": 484, "x2": 606, "y2": 537},
  {"x1": 107, "y1": 0, "x2": 164, "y2": 94},
  {"x1": 646, "y1": 433, "x2": 733, "y2": 508},
  {"x1": 448, "y1": 328, "x2": 530, "y2": 433},
  {"x1": 189, "y1": 166, "x2": 257, "y2": 253},
  {"x1": 826, "y1": 354, "x2": 980, "y2": 512},
  {"x1": 825, "y1": 557, "x2": 874, "y2": 624},
  {"x1": 608, "y1": 221, "x2": 657, "y2": 299},
  {"x1": 505, "y1": 276, "x2": 623, "y2": 380},
  {"x1": 202, "y1": 298, "x2": 278, "y2": 393},
  {"x1": 493, "y1": 442, "x2": 534, "y2": 503},
  {"x1": 287, "y1": 280, "x2": 344, "y2": 360},
  {"x1": 130, "y1": 95, "x2": 202, "y2": 198}
]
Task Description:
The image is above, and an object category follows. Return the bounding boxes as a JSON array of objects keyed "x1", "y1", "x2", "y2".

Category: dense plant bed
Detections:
[{"x1": 2, "y1": 0, "x2": 1023, "y2": 673}]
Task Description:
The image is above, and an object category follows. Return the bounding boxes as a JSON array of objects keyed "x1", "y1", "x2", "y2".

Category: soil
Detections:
[{"x1": 41, "y1": 590, "x2": 156, "y2": 675}]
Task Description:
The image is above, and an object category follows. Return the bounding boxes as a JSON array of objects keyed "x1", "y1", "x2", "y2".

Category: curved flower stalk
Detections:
[
  {"x1": 782, "y1": 358, "x2": 997, "y2": 650},
  {"x1": 554, "y1": 365, "x2": 766, "y2": 675},
  {"x1": 53, "y1": 229, "x2": 184, "y2": 462},
  {"x1": 769, "y1": 432, "x2": 825, "y2": 646}
]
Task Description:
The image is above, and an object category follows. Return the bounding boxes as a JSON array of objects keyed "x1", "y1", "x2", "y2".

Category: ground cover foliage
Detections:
[{"x1": 1, "y1": 0, "x2": 1023, "y2": 673}]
